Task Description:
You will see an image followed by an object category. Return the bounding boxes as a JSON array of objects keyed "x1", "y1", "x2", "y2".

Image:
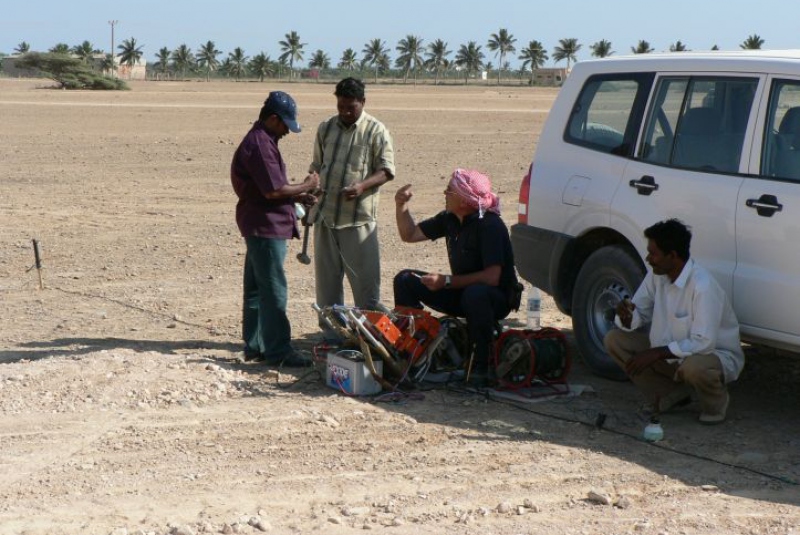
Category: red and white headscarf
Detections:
[{"x1": 448, "y1": 168, "x2": 500, "y2": 218}]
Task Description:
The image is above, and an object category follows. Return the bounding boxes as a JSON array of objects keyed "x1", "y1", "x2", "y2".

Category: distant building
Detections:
[
  {"x1": 110, "y1": 57, "x2": 146, "y2": 81},
  {"x1": 532, "y1": 67, "x2": 569, "y2": 86}
]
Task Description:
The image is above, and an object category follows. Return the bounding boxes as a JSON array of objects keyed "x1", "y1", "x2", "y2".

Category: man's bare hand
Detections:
[
  {"x1": 419, "y1": 272, "x2": 444, "y2": 291},
  {"x1": 294, "y1": 192, "x2": 317, "y2": 207},
  {"x1": 395, "y1": 184, "x2": 413, "y2": 206},
  {"x1": 625, "y1": 347, "x2": 666, "y2": 376},
  {"x1": 303, "y1": 172, "x2": 320, "y2": 191},
  {"x1": 616, "y1": 298, "x2": 635, "y2": 329},
  {"x1": 341, "y1": 183, "x2": 364, "y2": 200}
]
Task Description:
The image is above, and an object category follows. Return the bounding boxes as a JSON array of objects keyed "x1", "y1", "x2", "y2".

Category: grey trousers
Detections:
[{"x1": 314, "y1": 221, "x2": 381, "y2": 311}]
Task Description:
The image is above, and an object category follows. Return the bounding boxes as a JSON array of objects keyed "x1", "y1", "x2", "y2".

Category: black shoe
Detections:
[
  {"x1": 465, "y1": 362, "x2": 495, "y2": 389},
  {"x1": 242, "y1": 351, "x2": 267, "y2": 363},
  {"x1": 268, "y1": 350, "x2": 312, "y2": 368}
]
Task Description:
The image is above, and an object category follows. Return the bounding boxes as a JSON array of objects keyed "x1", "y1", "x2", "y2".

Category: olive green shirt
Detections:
[{"x1": 309, "y1": 111, "x2": 395, "y2": 229}]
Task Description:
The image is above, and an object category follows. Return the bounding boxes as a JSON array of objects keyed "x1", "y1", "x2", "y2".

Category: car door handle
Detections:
[
  {"x1": 629, "y1": 175, "x2": 659, "y2": 196},
  {"x1": 746, "y1": 194, "x2": 783, "y2": 217}
]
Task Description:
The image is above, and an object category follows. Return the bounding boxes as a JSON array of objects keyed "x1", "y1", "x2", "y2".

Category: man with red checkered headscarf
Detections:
[{"x1": 393, "y1": 168, "x2": 520, "y2": 387}]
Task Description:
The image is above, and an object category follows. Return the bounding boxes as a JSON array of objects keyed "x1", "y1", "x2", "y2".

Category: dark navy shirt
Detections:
[
  {"x1": 231, "y1": 121, "x2": 299, "y2": 239},
  {"x1": 418, "y1": 210, "x2": 517, "y2": 292}
]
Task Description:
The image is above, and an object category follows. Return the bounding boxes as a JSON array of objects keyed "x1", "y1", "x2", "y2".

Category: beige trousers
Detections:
[
  {"x1": 313, "y1": 221, "x2": 381, "y2": 311},
  {"x1": 604, "y1": 329, "x2": 728, "y2": 415}
]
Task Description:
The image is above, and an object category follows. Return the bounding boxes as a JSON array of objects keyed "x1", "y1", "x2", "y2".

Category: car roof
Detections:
[{"x1": 575, "y1": 49, "x2": 800, "y2": 75}]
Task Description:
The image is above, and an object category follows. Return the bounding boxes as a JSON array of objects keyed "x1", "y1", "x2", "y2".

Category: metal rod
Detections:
[{"x1": 32, "y1": 239, "x2": 43, "y2": 289}]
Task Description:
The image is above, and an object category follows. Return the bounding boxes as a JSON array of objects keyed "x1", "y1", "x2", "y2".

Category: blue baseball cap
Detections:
[{"x1": 264, "y1": 91, "x2": 301, "y2": 133}]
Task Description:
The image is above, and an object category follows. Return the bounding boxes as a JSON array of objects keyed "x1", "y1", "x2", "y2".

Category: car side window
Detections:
[
  {"x1": 640, "y1": 76, "x2": 758, "y2": 173},
  {"x1": 565, "y1": 74, "x2": 652, "y2": 156},
  {"x1": 761, "y1": 79, "x2": 800, "y2": 182}
]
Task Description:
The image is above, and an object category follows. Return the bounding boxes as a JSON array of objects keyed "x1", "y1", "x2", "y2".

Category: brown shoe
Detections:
[
  {"x1": 657, "y1": 385, "x2": 693, "y2": 413},
  {"x1": 699, "y1": 392, "x2": 730, "y2": 425}
]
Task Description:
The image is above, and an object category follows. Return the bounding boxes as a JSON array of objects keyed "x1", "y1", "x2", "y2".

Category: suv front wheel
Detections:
[{"x1": 572, "y1": 245, "x2": 646, "y2": 380}]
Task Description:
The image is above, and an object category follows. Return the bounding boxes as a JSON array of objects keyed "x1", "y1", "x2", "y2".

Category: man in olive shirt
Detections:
[{"x1": 309, "y1": 77, "x2": 395, "y2": 329}]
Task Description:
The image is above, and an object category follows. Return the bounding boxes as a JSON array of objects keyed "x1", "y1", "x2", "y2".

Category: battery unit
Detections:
[{"x1": 326, "y1": 350, "x2": 383, "y2": 395}]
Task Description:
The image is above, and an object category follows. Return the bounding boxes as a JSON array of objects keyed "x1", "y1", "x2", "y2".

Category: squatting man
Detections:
[{"x1": 604, "y1": 219, "x2": 744, "y2": 424}]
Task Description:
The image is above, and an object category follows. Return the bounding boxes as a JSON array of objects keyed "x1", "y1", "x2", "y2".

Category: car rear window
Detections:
[{"x1": 565, "y1": 73, "x2": 653, "y2": 156}]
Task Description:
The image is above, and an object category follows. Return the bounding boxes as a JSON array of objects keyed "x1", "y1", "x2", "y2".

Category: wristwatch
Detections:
[{"x1": 444, "y1": 275, "x2": 452, "y2": 289}]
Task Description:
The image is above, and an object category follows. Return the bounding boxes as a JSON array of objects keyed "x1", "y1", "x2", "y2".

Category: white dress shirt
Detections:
[{"x1": 615, "y1": 258, "x2": 745, "y2": 383}]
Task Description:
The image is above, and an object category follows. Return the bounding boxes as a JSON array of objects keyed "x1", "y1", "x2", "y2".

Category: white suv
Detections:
[{"x1": 511, "y1": 50, "x2": 800, "y2": 379}]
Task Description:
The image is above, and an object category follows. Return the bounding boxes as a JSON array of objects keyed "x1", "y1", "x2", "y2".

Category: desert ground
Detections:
[{"x1": 0, "y1": 78, "x2": 798, "y2": 535}]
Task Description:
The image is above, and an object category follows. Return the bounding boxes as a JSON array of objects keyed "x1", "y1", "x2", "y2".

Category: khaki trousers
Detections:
[
  {"x1": 604, "y1": 329, "x2": 728, "y2": 415},
  {"x1": 314, "y1": 221, "x2": 381, "y2": 311}
]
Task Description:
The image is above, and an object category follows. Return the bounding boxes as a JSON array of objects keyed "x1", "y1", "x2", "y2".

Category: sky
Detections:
[{"x1": 3, "y1": 0, "x2": 800, "y2": 68}]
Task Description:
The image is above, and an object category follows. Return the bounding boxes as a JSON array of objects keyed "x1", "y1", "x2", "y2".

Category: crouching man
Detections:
[{"x1": 604, "y1": 219, "x2": 744, "y2": 424}]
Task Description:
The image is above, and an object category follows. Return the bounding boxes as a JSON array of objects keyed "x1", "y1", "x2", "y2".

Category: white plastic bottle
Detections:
[
  {"x1": 526, "y1": 286, "x2": 542, "y2": 330},
  {"x1": 643, "y1": 417, "x2": 664, "y2": 442}
]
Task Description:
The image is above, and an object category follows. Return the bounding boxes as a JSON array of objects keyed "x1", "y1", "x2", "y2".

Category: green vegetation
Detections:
[
  {"x1": 4, "y1": 31, "x2": 772, "y2": 86},
  {"x1": 14, "y1": 52, "x2": 128, "y2": 90}
]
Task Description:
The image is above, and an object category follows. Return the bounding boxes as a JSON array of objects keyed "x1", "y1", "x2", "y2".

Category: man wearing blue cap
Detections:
[{"x1": 231, "y1": 91, "x2": 319, "y2": 366}]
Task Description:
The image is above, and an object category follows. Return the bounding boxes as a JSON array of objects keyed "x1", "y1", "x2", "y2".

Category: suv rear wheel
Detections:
[{"x1": 572, "y1": 245, "x2": 645, "y2": 380}]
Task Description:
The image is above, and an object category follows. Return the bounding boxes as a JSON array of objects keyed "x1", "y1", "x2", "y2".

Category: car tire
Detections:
[{"x1": 572, "y1": 245, "x2": 645, "y2": 381}]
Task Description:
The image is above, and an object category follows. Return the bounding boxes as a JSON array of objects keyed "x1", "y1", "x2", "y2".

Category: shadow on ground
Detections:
[
  {"x1": 0, "y1": 337, "x2": 241, "y2": 363},
  {"x1": 4, "y1": 329, "x2": 798, "y2": 508},
  {"x1": 268, "y1": 330, "x2": 800, "y2": 507}
]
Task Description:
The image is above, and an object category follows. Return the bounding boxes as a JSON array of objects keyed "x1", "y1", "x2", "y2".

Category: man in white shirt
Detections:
[{"x1": 604, "y1": 219, "x2": 744, "y2": 424}]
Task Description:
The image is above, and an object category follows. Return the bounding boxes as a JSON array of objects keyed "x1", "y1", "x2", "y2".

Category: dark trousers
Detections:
[
  {"x1": 393, "y1": 269, "x2": 510, "y2": 369},
  {"x1": 242, "y1": 236, "x2": 291, "y2": 359}
]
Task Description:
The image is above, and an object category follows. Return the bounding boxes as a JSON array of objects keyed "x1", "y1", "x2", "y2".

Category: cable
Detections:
[
  {"x1": 487, "y1": 395, "x2": 799, "y2": 486},
  {"x1": 39, "y1": 285, "x2": 798, "y2": 485},
  {"x1": 50, "y1": 286, "x2": 238, "y2": 337}
]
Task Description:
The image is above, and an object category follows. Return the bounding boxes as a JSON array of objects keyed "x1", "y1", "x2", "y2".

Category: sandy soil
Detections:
[{"x1": 0, "y1": 78, "x2": 798, "y2": 535}]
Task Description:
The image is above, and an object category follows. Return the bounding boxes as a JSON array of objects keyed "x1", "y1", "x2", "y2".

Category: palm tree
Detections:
[
  {"x1": 227, "y1": 47, "x2": 248, "y2": 80},
  {"x1": 741, "y1": 34, "x2": 764, "y2": 50},
  {"x1": 395, "y1": 35, "x2": 424, "y2": 84},
  {"x1": 338, "y1": 48, "x2": 358, "y2": 71},
  {"x1": 590, "y1": 39, "x2": 614, "y2": 58},
  {"x1": 484, "y1": 61, "x2": 494, "y2": 84},
  {"x1": 248, "y1": 53, "x2": 274, "y2": 82},
  {"x1": 309, "y1": 49, "x2": 330, "y2": 81},
  {"x1": 487, "y1": 28, "x2": 517, "y2": 84},
  {"x1": 669, "y1": 40, "x2": 689, "y2": 52},
  {"x1": 14, "y1": 41, "x2": 31, "y2": 54},
  {"x1": 552, "y1": 38, "x2": 581, "y2": 70},
  {"x1": 518, "y1": 40, "x2": 548, "y2": 85},
  {"x1": 154, "y1": 46, "x2": 171, "y2": 79},
  {"x1": 363, "y1": 38, "x2": 389, "y2": 83},
  {"x1": 278, "y1": 31, "x2": 305, "y2": 78},
  {"x1": 442, "y1": 58, "x2": 457, "y2": 81},
  {"x1": 49, "y1": 43, "x2": 70, "y2": 54},
  {"x1": 631, "y1": 40, "x2": 654, "y2": 54},
  {"x1": 171, "y1": 44, "x2": 195, "y2": 79},
  {"x1": 424, "y1": 39, "x2": 451, "y2": 85},
  {"x1": 196, "y1": 40, "x2": 221, "y2": 81},
  {"x1": 276, "y1": 56, "x2": 288, "y2": 79},
  {"x1": 118, "y1": 37, "x2": 143, "y2": 68},
  {"x1": 99, "y1": 53, "x2": 115, "y2": 74},
  {"x1": 219, "y1": 57, "x2": 232, "y2": 78},
  {"x1": 72, "y1": 41, "x2": 98, "y2": 63},
  {"x1": 455, "y1": 41, "x2": 485, "y2": 84},
  {"x1": 377, "y1": 53, "x2": 391, "y2": 80}
]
